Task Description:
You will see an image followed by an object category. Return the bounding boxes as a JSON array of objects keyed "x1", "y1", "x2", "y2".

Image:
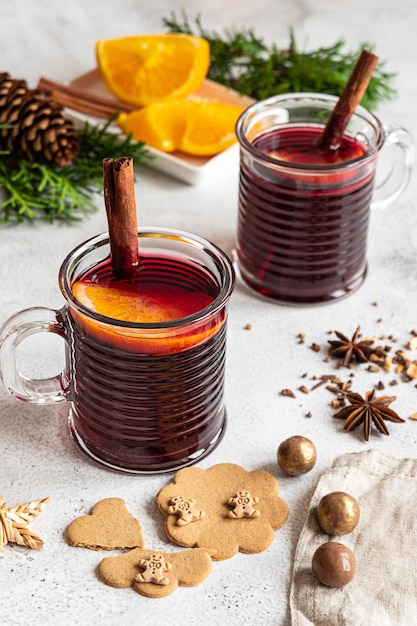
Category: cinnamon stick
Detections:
[
  {"x1": 37, "y1": 77, "x2": 133, "y2": 118},
  {"x1": 103, "y1": 157, "x2": 139, "y2": 280},
  {"x1": 316, "y1": 49, "x2": 379, "y2": 152}
]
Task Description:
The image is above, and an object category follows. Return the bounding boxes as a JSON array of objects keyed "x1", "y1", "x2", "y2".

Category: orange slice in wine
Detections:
[
  {"x1": 72, "y1": 282, "x2": 213, "y2": 323},
  {"x1": 71, "y1": 281, "x2": 223, "y2": 355}
]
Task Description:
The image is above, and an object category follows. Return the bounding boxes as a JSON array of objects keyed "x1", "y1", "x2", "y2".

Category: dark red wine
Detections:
[
  {"x1": 237, "y1": 125, "x2": 376, "y2": 304},
  {"x1": 67, "y1": 252, "x2": 227, "y2": 472}
]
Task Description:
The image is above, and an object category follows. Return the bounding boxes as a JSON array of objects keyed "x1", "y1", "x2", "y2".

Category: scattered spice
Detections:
[
  {"x1": 286, "y1": 321, "x2": 417, "y2": 437},
  {"x1": 333, "y1": 389, "x2": 405, "y2": 441},
  {"x1": 310, "y1": 374, "x2": 341, "y2": 391},
  {"x1": 406, "y1": 363, "x2": 417, "y2": 380},
  {"x1": 281, "y1": 388, "x2": 296, "y2": 398},
  {"x1": 297, "y1": 332, "x2": 306, "y2": 344},
  {"x1": 244, "y1": 323, "x2": 252, "y2": 330}
]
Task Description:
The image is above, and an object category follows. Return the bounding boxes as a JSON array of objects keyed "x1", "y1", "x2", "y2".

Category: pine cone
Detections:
[{"x1": 0, "y1": 72, "x2": 80, "y2": 166}]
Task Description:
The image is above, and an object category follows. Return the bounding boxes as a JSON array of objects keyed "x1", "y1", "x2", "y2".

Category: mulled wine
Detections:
[
  {"x1": 237, "y1": 124, "x2": 375, "y2": 304},
  {"x1": 67, "y1": 249, "x2": 229, "y2": 472}
]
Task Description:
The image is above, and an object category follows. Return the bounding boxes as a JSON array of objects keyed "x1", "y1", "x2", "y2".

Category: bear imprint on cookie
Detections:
[{"x1": 168, "y1": 495, "x2": 206, "y2": 526}]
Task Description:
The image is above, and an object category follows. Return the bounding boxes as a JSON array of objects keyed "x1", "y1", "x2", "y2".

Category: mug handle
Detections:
[
  {"x1": 371, "y1": 123, "x2": 414, "y2": 210},
  {"x1": 0, "y1": 307, "x2": 70, "y2": 404}
]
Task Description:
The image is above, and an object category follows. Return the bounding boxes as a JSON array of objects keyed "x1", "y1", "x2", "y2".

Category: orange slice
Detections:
[
  {"x1": 72, "y1": 281, "x2": 213, "y2": 324},
  {"x1": 71, "y1": 281, "x2": 223, "y2": 355},
  {"x1": 96, "y1": 34, "x2": 210, "y2": 107},
  {"x1": 117, "y1": 99, "x2": 245, "y2": 156}
]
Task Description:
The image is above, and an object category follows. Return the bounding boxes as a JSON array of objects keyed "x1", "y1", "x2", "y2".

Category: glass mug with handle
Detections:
[
  {"x1": 0, "y1": 228, "x2": 235, "y2": 474},
  {"x1": 235, "y1": 93, "x2": 414, "y2": 304}
]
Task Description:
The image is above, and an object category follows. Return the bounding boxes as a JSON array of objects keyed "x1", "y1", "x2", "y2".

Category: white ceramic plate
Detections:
[{"x1": 68, "y1": 70, "x2": 255, "y2": 185}]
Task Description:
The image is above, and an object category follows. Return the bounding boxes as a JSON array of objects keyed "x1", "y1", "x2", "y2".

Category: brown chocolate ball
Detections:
[
  {"x1": 277, "y1": 436, "x2": 317, "y2": 476},
  {"x1": 317, "y1": 491, "x2": 360, "y2": 536},
  {"x1": 311, "y1": 541, "x2": 356, "y2": 587}
]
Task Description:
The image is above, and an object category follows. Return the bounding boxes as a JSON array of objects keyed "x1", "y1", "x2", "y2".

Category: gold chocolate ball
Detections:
[
  {"x1": 277, "y1": 435, "x2": 317, "y2": 476},
  {"x1": 311, "y1": 541, "x2": 356, "y2": 587},
  {"x1": 317, "y1": 491, "x2": 360, "y2": 536}
]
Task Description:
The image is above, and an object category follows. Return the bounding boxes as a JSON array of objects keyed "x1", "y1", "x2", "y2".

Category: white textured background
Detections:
[{"x1": 1, "y1": 1, "x2": 417, "y2": 624}]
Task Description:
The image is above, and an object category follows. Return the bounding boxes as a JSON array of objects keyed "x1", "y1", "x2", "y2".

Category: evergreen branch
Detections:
[
  {"x1": 163, "y1": 12, "x2": 397, "y2": 109},
  {"x1": 0, "y1": 116, "x2": 151, "y2": 224}
]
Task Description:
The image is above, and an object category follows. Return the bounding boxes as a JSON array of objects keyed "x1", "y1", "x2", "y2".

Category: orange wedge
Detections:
[
  {"x1": 96, "y1": 34, "x2": 210, "y2": 107},
  {"x1": 117, "y1": 99, "x2": 245, "y2": 156}
]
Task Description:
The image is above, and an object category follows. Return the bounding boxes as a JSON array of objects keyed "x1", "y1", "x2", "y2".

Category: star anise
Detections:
[
  {"x1": 334, "y1": 389, "x2": 405, "y2": 441},
  {"x1": 328, "y1": 326, "x2": 379, "y2": 366}
]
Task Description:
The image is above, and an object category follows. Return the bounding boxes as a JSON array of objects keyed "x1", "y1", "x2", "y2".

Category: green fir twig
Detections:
[
  {"x1": 0, "y1": 116, "x2": 151, "y2": 224},
  {"x1": 163, "y1": 13, "x2": 397, "y2": 109}
]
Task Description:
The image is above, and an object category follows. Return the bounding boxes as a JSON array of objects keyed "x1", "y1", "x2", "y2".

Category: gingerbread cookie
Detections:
[
  {"x1": 98, "y1": 547, "x2": 214, "y2": 598},
  {"x1": 157, "y1": 463, "x2": 288, "y2": 560},
  {"x1": 66, "y1": 498, "x2": 144, "y2": 551}
]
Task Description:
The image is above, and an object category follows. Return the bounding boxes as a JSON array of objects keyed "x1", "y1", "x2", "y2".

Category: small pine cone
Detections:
[{"x1": 0, "y1": 72, "x2": 80, "y2": 166}]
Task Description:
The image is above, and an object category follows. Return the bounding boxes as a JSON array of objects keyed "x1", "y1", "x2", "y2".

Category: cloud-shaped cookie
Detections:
[
  {"x1": 98, "y1": 547, "x2": 214, "y2": 598},
  {"x1": 157, "y1": 463, "x2": 288, "y2": 560},
  {"x1": 66, "y1": 498, "x2": 144, "y2": 550}
]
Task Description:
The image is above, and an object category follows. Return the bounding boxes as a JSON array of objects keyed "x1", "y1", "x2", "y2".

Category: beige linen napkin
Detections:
[{"x1": 290, "y1": 449, "x2": 417, "y2": 626}]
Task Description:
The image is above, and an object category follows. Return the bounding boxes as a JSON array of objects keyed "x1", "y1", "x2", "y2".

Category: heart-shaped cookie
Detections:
[{"x1": 66, "y1": 498, "x2": 144, "y2": 550}]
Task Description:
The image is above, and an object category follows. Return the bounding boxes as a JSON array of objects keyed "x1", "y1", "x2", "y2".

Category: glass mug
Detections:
[
  {"x1": 235, "y1": 93, "x2": 414, "y2": 304},
  {"x1": 0, "y1": 228, "x2": 235, "y2": 474}
]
